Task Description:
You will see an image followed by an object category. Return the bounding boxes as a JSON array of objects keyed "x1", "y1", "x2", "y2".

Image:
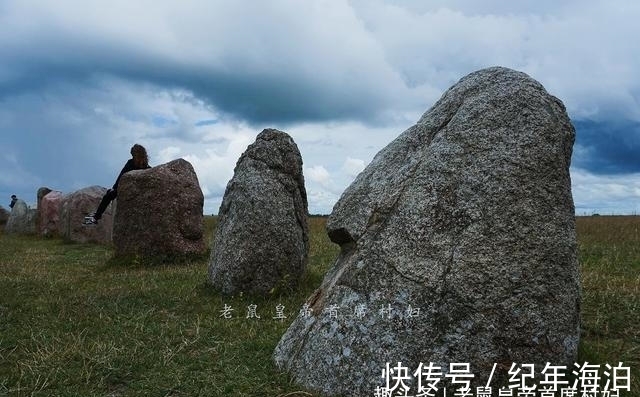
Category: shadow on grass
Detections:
[
  {"x1": 194, "y1": 280, "x2": 316, "y2": 305},
  {"x1": 99, "y1": 250, "x2": 211, "y2": 270}
]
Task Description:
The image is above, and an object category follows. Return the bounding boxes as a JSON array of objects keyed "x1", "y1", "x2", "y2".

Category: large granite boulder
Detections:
[
  {"x1": 112, "y1": 158, "x2": 205, "y2": 261},
  {"x1": 5, "y1": 199, "x2": 37, "y2": 234},
  {"x1": 59, "y1": 186, "x2": 114, "y2": 244},
  {"x1": 39, "y1": 190, "x2": 64, "y2": 237},
  {"x1": 274, "y1": 67, "x2": 579, "y2": 395},
  {"x1": 208, "y1": 129, "x2": 309, "y2": 295}
]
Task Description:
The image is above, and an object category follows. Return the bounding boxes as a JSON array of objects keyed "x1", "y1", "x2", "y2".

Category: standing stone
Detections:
[
  {"x1": 37, "y1": 187, "x2": 53, "y2": 208},
  {"x1": 5, "y1": 199, "x2": 37, "y2": 234},
  {"x1": 208, "y1": 129, "x2": 309, "y2": 295},
  {"x1": 59, "y1": 186, "x2": 114, "y2": 244},
  {"x1": 35, "y1": 186, "x2": 52, "y2": 234},
  {"x1": 112, "y1": 158, "x2": 205, "y2": 261},
  {"x1": 274, "y1": 67, "x2": 579, "y2": 395},
  {"x1": 39, "y1": 190, "x2": 64, "y2": 237}
]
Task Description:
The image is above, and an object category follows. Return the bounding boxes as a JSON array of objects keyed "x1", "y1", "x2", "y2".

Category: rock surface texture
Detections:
[
  {"x1": 5, "y1": 199, "x2": 37, "y2": 234},
  {"x1": 208, "y1": 129, "x2": 309, "y2": 295},
  {"x1": 36, "y1": 186, "x2": 53, "y2": 233},
  {"x1": 60, "y1": 186, "x2": 113, "y2": 243},
  {"x1": 112, "y1": 158, "x2": 205, "y2": 260},
  {"x1": 39, "y1": 190, "x2": 64, "y2": 236},
  {"x1": 273, "y1": 67, "x2": 580, "y2": 396},
  {"x1": 37, "y1": 187, "x2": 52, "y2": 208}
]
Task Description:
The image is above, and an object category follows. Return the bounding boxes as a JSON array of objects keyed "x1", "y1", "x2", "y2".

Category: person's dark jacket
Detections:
[{"x1": 112, "y1": 159, "x2": 151, "y2": 191}]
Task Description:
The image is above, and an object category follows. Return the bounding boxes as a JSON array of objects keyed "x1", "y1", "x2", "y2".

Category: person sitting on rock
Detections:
[
  {"x1": 85, "y1": 144, "x2": 150, "y2": 225},
  {"x1": 9, "y1": 195, "x2": 17, "y2": 209}
]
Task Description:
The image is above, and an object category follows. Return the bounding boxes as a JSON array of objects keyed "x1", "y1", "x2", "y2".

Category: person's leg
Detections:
[{"x1": 94, "y1": 189, "x2": 117, "y2": 219}]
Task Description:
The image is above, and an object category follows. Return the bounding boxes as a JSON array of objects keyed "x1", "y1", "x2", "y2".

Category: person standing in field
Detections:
[{"x1": 84, "y1": 144, "x2": 150, "y2": 225}]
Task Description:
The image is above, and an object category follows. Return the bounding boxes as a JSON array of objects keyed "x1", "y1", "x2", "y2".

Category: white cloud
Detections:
[
  {"x1": 342, "y1": 157, "x2": 366, "y2": 179},
  {"x1": 572, "y1": 167, "x2": 640, "y2": 214},
  {"x1": 351, "y1": 0, "x2": 586, "y2": 15},
  {"x1": 0, "y1": 0, "x2": 412, "y2": 123},
  {"x1": 348, "y1": 0, "x2": 640, "y2": 121},
  {"x1": 3, "y1": 0, "x2": 640, "y2": 124},
  {"x1": 158, "y1": 146, "x2": 181, "y2": 163},
  {"x1": 2, "y1": 0, "x2": 640, "y2": 214},
  {"x1": 180, "y1": 131, "x2": 255, "y2": 214},
  {"x1": 306, "y1": 188, "x2": 341, "y2": 215},
  {"x1": 306, "y1": 165, "x2": 332, "y2": 187}
]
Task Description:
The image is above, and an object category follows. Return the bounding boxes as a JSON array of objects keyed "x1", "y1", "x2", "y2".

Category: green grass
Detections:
[
  {"x1": 0, "y1": 217, "x2": 338, "y2": 397},
  {"x1": 0, "y1": 216, "x2": 638, "y2": 396},
  {"x1": 576, "y1": 216, "x2": 640, "y2": 396}
]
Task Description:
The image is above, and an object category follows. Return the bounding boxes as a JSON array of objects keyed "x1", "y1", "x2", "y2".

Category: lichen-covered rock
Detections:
[
  {"x1": 274, "y1": 67, "x2": 579, "y2": 396},
  {"x1": 39, "y1": 190, "x2": 64, "y2": 237},
  {"x1": 59, "y1": 186, "x2": 113, "y2": 243},
  {"x1": 208, "y1": 128, "x2": 309, "y2": 295},
  {"x1": 5, "y1": 199, "x2": 37, "y2": 234},
  {"x1": 112, "y1": 158, "x2": 205, "y2": 261}
]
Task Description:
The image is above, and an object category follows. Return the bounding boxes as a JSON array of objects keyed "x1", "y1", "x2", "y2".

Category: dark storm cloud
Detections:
[
  {"x1": 2, "y1": 0, "x2": 639, "y2": 126},
  {"x1": 0, "y1": 87, "x2": 127, "y2": 188},
  {"x1": 573, "y1": 119, "x2": 640, "y2": 175},
  {"x1": 2, "y1": 0, "x2": 640, "y2": 214},
  {"x1": 0, "y1": 1, "x2": 408, "y2": 127},
  {"x1": 175, "y1": 69, "x2": 389, "y2": 124}
]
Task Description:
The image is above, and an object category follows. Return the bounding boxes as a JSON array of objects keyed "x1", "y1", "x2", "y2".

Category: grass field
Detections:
[{"x1": 0, "y1": 216, "x2": 638, "y2": 396}]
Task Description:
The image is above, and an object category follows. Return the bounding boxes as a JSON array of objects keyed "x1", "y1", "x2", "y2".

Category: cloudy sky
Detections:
[{"x1": 1, "y1": 0, "x2": 639, "y2": 215}]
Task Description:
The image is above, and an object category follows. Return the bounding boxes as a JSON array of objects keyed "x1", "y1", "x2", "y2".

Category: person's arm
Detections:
[{"x1": 112, "y1": 159, "x2": 135, "y2": 191}]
